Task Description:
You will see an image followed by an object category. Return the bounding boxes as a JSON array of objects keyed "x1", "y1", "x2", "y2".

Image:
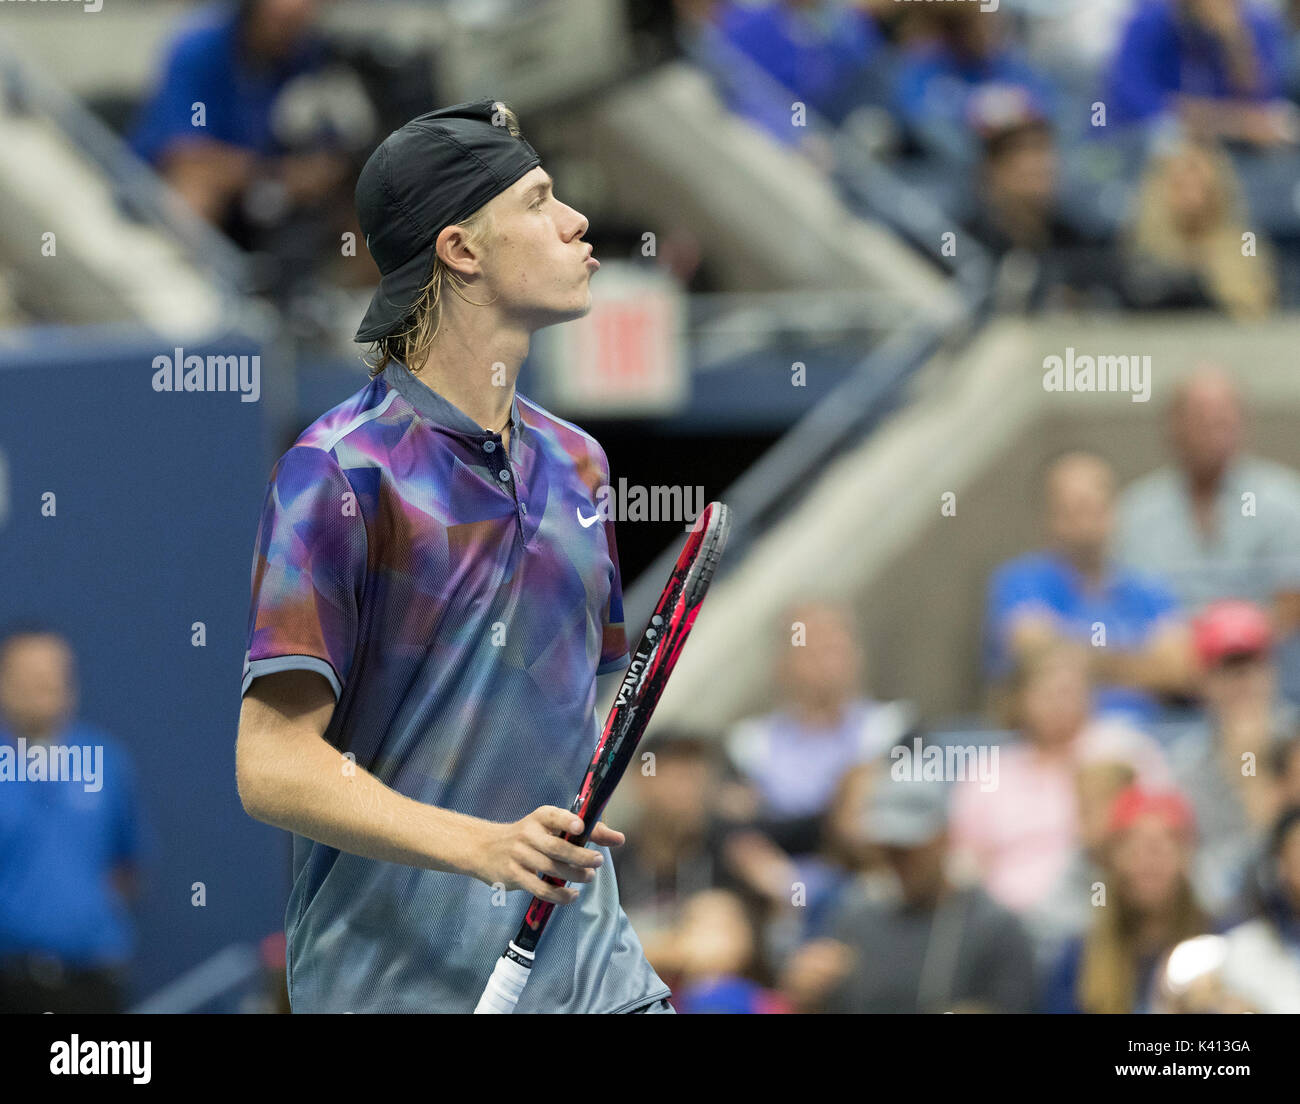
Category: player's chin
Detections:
[
  {"x1": 557, "y1": 292, "x2": 594, "y2": 322},
  {"x1": 530, "y1": 298, "x2": 591, "y2": 333}
]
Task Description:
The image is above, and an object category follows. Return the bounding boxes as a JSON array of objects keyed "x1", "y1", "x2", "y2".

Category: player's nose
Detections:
[{"x1": 558, "y1": 202, "x2": 588, "y2": 242}]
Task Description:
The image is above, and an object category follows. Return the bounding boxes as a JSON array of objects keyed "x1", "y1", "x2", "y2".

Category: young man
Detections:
[{"x1": 235, "y1": 100, "x2": 672, "y2": 1013}]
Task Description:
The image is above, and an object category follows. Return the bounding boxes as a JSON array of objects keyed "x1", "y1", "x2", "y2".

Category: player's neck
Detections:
[{"x1": 407, "y1": 312, "x2": 529, "y2": 442}]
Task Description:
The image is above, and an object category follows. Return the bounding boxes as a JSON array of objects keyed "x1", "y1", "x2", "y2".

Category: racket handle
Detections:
[{"x1": 473, "y1": 941, "x2": 534, "y2": 1014}]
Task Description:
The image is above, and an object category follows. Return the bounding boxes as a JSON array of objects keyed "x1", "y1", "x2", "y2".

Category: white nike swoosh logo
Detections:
[{"x1": 577, "y1": 508, "x2": 600, "y2": 528}]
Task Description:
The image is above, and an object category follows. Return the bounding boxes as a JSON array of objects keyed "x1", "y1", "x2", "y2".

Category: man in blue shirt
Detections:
[
  {"x1": 1106, "y1": 0, "x2": 1293, "y2": 145},
  {"x1": 985, "y1": 451, "x2": 1195, "y2": 722},
  {"x1": 130, "y1": 0, "x2": 356, "y2": 242},
  {"x1": 892, "y1": 6, "x2": 1057, "y2": 166},
  {"x1": 707, "y1": 0, "x2": 883, "y2": 144},
  {"x1": 0, "y1": 629, "x2": 145, "y2": 1013}
]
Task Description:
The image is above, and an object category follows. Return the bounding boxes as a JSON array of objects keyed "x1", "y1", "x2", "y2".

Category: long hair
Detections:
[
  {"x1": 363, "y1": 203, "x2": 497, "y2": 377},
  {"x1": 1077, "y1": 840, "x2": 1208, "y2": 1014},
  {"x1": 1127, "y1": 139, "x2": 1275, "y2": 319}
]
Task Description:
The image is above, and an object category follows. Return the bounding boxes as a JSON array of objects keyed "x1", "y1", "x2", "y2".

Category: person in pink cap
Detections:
[
  {"x1": 1165, "y1": 598, "x2": 1297, "y2": 915},
  {"x1": 1043, "y1": 784, "x2": 1209, "y2": 1014}
]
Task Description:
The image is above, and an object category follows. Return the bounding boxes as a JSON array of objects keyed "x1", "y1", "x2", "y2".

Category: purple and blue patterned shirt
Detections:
[{"x1": 242, "y1": 358, "x2": 668, "y2": 1013}]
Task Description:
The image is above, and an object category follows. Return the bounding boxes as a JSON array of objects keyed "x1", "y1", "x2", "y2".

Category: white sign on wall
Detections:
[{"x1": 534, "y1": 261, "x2": 687, "y2": 417}]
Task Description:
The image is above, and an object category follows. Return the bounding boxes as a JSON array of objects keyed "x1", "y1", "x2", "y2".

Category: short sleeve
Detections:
[
  {"x1": 984, "y1": 559, "x2": 1048, "y2": 680},
  {"x1": 1252, "y1": 8, "x2": 1288, "y2": 102},
  {"x1": 594, "y1": 445, "x2": 629, "y2": 675},
  {"x1": 130, "y1": 29, "x2": 226, "y2": 165},
  {"x1": 242, "y1": 446, "x2": 368, "y2": 700},
  {"x1": 1133, "y1": 572, "x2": 1180, "y2": 627}
]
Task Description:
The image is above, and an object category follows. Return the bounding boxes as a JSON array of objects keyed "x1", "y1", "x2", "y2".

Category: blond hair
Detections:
[
  {"x1": 363, "y1": 203, "x2": 497, "y2": 378},
  {"x1": 1077, "y1": 876, "x2": 1205, "y2": 1014},
  {"x1": 1128, "y1": 140, "x2": 1275, "y2": 320}
]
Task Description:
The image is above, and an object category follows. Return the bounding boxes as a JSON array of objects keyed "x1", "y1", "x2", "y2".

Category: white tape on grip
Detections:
[{"x1": 473, "y1": 944, "x2": 534, "y2": 1014}]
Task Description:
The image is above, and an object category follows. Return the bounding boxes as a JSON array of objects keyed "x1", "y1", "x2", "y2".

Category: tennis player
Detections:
[{"x1": 235, "y1": 100, "x2": 672, "y2": 1013}]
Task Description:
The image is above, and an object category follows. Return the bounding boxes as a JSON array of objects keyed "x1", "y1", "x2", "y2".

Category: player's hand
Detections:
[{"x1": 475, "y1": 806, "x2": 614, "y2": 905}]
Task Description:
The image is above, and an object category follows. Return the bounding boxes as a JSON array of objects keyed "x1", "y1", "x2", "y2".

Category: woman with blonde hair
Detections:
[
  {"x1": 1124, "y1": 138, "x2": 1276, "y2": 319},
  {"x1": 1044, "y1": 786, "x2": 1210, "y2": 1013}
]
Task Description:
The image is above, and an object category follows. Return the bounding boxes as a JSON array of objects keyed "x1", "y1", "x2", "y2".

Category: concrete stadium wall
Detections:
[{"x1": 648, "y1": 312, "x2": 1300, "y2": 733}]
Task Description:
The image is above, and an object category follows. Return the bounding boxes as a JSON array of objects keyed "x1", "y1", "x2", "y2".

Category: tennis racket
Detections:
[{"x1": 473, "y1": 500, "x2": 731, "y2": 1014}]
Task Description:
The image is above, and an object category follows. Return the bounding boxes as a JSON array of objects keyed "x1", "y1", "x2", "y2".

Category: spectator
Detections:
[
  {"x1": 1163, "y1": 600, "x2": 1294, "y2": 915},
  {"x1": 1044, "y1": 786, "x2": 1209, "y2": 1013},
  {"x1": 964, "y1": 108, "x2": 1121, "y2": 312},
  {"x1": 1105, "y1": 0, "x2": 1296, "y2": 146},
  {"x1": 784, "y1": 778, "x2": 1038, "y2": 1013},
  {"x1": 727, "y1": 601, "x2": 912, "y2": 850},
  {"x1": 985, "y1": 449, "x2": 1195, "y2": 722},
  {"x1": 892, "y1": 6, "x2": 1057, "y2": 166},
  {"x1": 701, "y1": 758, "x2": 887, "y2": 962},
  {"x1": 129, "y1": 0, "x2": 376, "y2": 290},
  {"x1": 795, "y1": 761, "x2": 884, "y2": 941},
  {"x1": 614, "y1": 731, "x2": 743, "y2": 956},
  {"x1": 0, "y1": 628, "x2": 146, "y2": 1013},
  {"x1": 657, "y1": 889, "x2": 790, "y2": 1013},
  {"x1": 953, "y1": 640, "x2": 1171, "y2": 916},
  {"x1": 1115, "y1": 367, "x2": 1300, "y2": 620},
  {"x1": 706, "y1": 0, "x2": 883, "y2": 147},
  {"x1": 1025, "y1": 758, "x2": 1138, "y2": 969},
  {"x1": 1218, "y1": 804, "x2": 1300, "y2": 1012},
  {"x1": 1122, "y1": 138, "x2": 1277, "y2": 318}
]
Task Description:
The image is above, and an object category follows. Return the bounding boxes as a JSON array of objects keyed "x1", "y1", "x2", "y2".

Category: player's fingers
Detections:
[
  {"x1": 512, "y1": 837, "x2": 593, "y2": 883},
  {"x1": 533, "y1": 806, "x2": 584, "y2": 837},
  {"x1": 525, "y1": 841, "x2": 601, "y2": 883},
  {"x1": 542, "y1": 859, "x2": 596, "y2": 885},
  {"x1": 532, "y1": 831, "x2": 603, "y2": 870},
  {"x1": 516, "y1": 868, "x2": 579, "y2": 905},
  {"x1": 589, "y1": 821, "x2": 625, "y2": 848}
]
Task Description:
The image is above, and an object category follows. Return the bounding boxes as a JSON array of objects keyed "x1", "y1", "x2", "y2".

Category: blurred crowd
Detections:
[
  {"x1": 620, "y1": 365, "x2": 1300, "y2": 1013},
  {"x1": 9, "y1": 0, "x2": 1300, "y2": 1015},
  {"x1": 684, "y1": 0, "x2": 1300, "y2": 315},
  {"x1": 103, "y1": 0, "x2": 1300, "y2": 325}
]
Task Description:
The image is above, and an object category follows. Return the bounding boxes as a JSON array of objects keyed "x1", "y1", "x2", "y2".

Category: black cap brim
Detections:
[{"x1": 354, "y1": 241, "x2": 439, "y2": 344}]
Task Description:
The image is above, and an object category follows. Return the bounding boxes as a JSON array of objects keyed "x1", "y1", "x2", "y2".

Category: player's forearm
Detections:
[
  {"x1": 241, "y1": 736, "x2": 485, "y2": 876},
  {"x1": 1088, "y1": 638, "x2": 1195, "y2": 695},
  {"x1": 236, "y1": 676, "x2": 488, "y2": 878}
]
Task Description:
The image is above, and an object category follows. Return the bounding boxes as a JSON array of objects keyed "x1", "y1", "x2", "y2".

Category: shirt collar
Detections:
[{"x1": 383, "y1": 358, "x2": 522, "y2": 441}]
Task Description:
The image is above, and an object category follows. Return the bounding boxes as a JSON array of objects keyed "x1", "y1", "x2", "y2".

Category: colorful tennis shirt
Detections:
[{"x1": 242, "y1": 358, "x2": 669, "y2": 1013}]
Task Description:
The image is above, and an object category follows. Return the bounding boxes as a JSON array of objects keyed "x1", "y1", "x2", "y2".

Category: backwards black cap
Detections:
[{"x1": 353, "y1": 99, "x2": 541, "y2": 343}]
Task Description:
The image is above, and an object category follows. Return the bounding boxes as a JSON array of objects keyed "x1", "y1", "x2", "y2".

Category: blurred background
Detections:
[{"x1": 3, "y1": 0, "x2": 1300, "y2": 1014}]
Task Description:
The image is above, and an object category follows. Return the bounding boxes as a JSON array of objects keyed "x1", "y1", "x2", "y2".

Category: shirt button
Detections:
[
  {"x1": 519, "y1": 503, "x2": 528, "y2": 516},
  {"x1": 498, "y1": 468, "x2": 511, "y2": 482},
  {"x1": 483, "y1": 440, "x2": 496, "y2": 453}
]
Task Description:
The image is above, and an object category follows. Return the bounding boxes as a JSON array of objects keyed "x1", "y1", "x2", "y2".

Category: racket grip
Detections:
[{"x1": 473, "y1": 941, "x2": 534, "y2": 1014}]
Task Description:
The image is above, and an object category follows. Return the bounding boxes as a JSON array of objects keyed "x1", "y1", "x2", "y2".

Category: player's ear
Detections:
[{"x1": 434, "y1": 223, "x2": 484, "y2": 280}]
